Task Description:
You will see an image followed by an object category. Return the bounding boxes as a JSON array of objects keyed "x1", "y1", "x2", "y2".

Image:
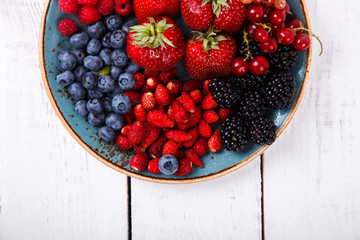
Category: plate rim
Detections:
[{"x1": 39, "y1": 0, "x2": 312, "y2": 184}]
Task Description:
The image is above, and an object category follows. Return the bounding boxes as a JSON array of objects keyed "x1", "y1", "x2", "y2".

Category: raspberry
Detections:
[
  {"x1": 59, "y1": 0, "x2": 79, "y2": 14},
  {"x1": 78, "y1": 0, "x2": 99, "y2": 6},
  {"x1": 78, "y1": 6, "x2": 101, "y2": 25},
  {"x1": 58, "y1": 19, "x2": 77, "y2": 36},
  {"x1": 96, "y1": 0, "x2": 115, "y2": 15},
  {"x1": 115, "y1": 2, "x2": 132, "y2": 17},
  {"x1": 115, "y1": 0, "x2": 129, "y2": 4}
]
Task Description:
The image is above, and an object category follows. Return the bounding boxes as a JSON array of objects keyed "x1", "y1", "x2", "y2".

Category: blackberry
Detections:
[
  {"x1": 238, "y1": 38, "x2": 262, "y2": 59},
  {"x1": 268, "y1": 44, "x2": 298, "y2": 70},
  {"x1": 233, "y1": 73, "x2": 267, "y2": 90},
  {"x1": 208, "y1": 78, "x2": 240, "y2": 108},
  {"x1": 249, "y1": 117, "x2": 277, "y2": 145},
  {"x1": 236, "y1": 90, "x2": 269, "y2": 119},
  {"x1": 265, "y1": 71, "x2": 296, "y2": 109},
  {"x1": 220, "y1": 116, "x2": 248, "y2": 152}
]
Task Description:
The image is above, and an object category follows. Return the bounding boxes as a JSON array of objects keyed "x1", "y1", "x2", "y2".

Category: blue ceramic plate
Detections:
[{"x1": 39, "y1": 0, "x2": 312, "y2": 183}]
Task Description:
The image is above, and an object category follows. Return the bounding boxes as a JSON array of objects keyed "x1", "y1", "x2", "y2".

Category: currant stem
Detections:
[
  {"x1": 242, "y1": 29, "x2": 252, "y2": 61},
  {"x1": 254, "y1": 22, "x2": 272, "y2": 33},
  {"x1": 292, "y1": 26, "x2": 323, "y2": 56}
]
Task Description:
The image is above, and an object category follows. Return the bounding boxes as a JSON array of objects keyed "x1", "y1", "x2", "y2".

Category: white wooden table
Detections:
[{"x1": 1, "y1": 0, "x2": 360, "y2": 239}]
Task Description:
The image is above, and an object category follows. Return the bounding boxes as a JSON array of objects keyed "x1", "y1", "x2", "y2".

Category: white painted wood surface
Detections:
[{"x1": 1, "y1": 0, "x2": 360, "y2": 239}]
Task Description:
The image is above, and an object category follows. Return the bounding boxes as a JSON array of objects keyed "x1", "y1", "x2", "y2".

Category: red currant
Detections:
[
  {"x1": 247, "y1": 22, "x2": 263, "y2": 39},
  {"x1": 262, "y1": 5, "x2": 271, "y2": 21},
  {"x1": 263, "y1": 0, "x2": 275, "y2": 6},
  {"x1": 292, "y1": 33, "x2": 311, "y2": 51},
  {"x1": 246, "y1": 4, "x2": 264, "y2": 22},
  {"x1": 250, "y1": 56, "x2": 269, "y2": 76},
  {"x1": 272, "y1": 22, "x2": 285, "y2": 36},
  {"x1": 231, "y1": 57, "x2": 250, "y2": 76},
  {"x1": 269, "y1": 9, "x2": 286, "y2": 26},
  {"x1": 277, "y1": 28, "x2": 295, "y2": 45},
  {"x1": 274, "y1": 0, "x2": 286, "y2": 9},
  {"x1": 260, "y1": 37, "x2": 278, "y2": 54},
  {"x1": 255, "y1": 29, "x2": 269, "y2": 43},
  {"x1": 286, "y1": 19, "x2": 304, "y2": 35},
  {"x1": 253, "y1": 0, "x2": 262, "y2": 3}
]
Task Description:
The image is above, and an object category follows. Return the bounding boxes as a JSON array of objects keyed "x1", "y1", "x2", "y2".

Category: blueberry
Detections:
[
  {"x1": 111, "y1": 93, "x2": 131, "y2": 114},
  {"x1": 88, "y1": 21, "x2": 106, "y2": 39},
  {"x1": 109, "y1": 30, "x2": 126, "y2": 49},
  {"x1": 56, "y1": 71, "x2": 75, "y2": 87},
  {"x1": 74, "y1": 100, "x2": 89, "y2": 117},
  {"x1": 58, "y1": 51, "x2": 76, "y2": 71},
  {"x1": 88, "y1": 112, "x2": 105, "y2": 125},
  {"x1": 105, "y1": 113, "x2": 124, "y2": 131},
  {"x1": 110, "y1": 66, "x2": 124, "y2": 79},
  {"x1": 88, "y1": 88, "x2": 104, "y2": 98},
  {"x1": 74, "y1": 66, "x2": 88, "y2": 81},
  {"x1": 108, "y1": 85, "x2": 123, "y2": 98},
  {"x1": 125, "y1": 61, "x2": 140, "y2": 74},
  {"x1": 70, "y1": 32, "x2": 89, "y2": 49},
  {"x1": 105, "y1": 15, "x2": 122, "y2": 31},
  {"x1": 111, "y1": 49, "x2": 128, "y2": 68},
  {"x1": 121, "y1": 18, "x2": 139, "y2": 33},
  {"x1": 118, "y1": 73, "x2": 135, "y2": 91},
  {"x1": 82, "y1": 72, "x2": 98, "y2": 90},
  {"x1": 158, "y1": 155, "x2": 179, "y2": 175},
  {"x1": 99, "y1": 48, "x2": 113, "y2": 65},
  {"x1": 97, "y1": 75, "x2": 115, "y2": 92},
  {"x1": 84, "y1": 56, "x2": 103, "y2": 71},
  {"x1": 86, "y1": 98, "x2": 103, "y2": 114},
  {"x1": 68, "y1": 82, "x2": 86, "y2": 101},
  {"x1": 101, "y1": 97, "x2": 113, "y2": 112},
  {"x1": 98, "y1": 126, "x2": 116, "y2": 142},
  {"x1": 101, "y1": 32, "x2": 112, "y2": 48},
  {"x1": 71, "y1": 49, "x2": 87, "y2": 65},
  {"x1": 86, "y1": 39, "x2": 102, "y2": 55}
]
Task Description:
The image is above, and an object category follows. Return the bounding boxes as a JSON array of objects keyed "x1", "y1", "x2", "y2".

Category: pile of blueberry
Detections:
[{"x1": 55, "y1": 14, "x2": 140, "y2": 142}]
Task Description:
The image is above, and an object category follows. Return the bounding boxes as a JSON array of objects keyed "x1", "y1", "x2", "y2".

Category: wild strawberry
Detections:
[
  {"x1": 154, "y1": 104, "x2": 165, "y2": 112},
  {"x1": 147, "y1": 110, "x2": 175, "y2": 128},
  {"x1": 217, "y1": 108, "x2": 231, "y2": 126},
  {"x1": 208, "y1": 129, "x2": 222, "y2": 152},
  {"x1": 183, "y1": 127, "x2": 199, "y2": 148},
  {"x1": 188, "y1": 107, "x2": 202, "y2": 127},
  {"x1": 148, "y1": 158, "x2": 161, "y2": 174},
  {"x1": 130, "y1": 153, "x2": 149, "y2": 172},
  {"x1": 175, "y1": 150, "x2": 185, "y2": 160},
  {"x1": 127, "y1": 121, "x2": 146, "y2": 145},
  {"x1": 202, "y1": 110, "x2": 219, "y2": 123},
  {"x1": 134, "y1": 104, "x2": 147, "y2": 122},
  {"x1": 203, "y1": 79, "x2": 211, "y2": 93},
  {"x1": 115, "y1": 135, "x2": 131, "y2": 150},
  {"x1": 163, "y1": 141, "x2": 178, "y2": 156},
  {"x1": 123, "y1": 110, "x2": 134, "y2": 124},
  {"x1": 78, "y1": 6, "x2": 101, "y2": 25},
  {"x1": 166, "y1": 79, "x2": 183, "y2": 94},
  {"x1": 189, "y1": 90, "x2": 203, "y2": 104},
  {"x1": 186, "y1": 149, "x2": 203, "y2": 167},
  {"x1": 176, "y1": 121, "x2": 190, "y2": 131},
  {"x1": 149, "y1": 136, "x2": 167, "y2": 158},
  {"x1": 199, "y1": 119, "x2": 212, "y2": 138},
  {"x1": 127, "y1": 17, "x2": 184, "y2": 71},
  {"x1": 121, "y1": 125, "x2": 131, "y2": 136},
  {"x1": 133, "y1": 73, "x2": 145, "y2": 90},
  {"x1": 140, "y1": 123, "x2": 161, "y2": 150},
  {"x1": 174, "y1": 158, "x2": 192, "y2": 176},
  {"x1": 167, "y1": 105, "x2": 175, "y2": 121},
  {"x1": 201, "y1": 94, "x2": 218, "y2": 110},
  {"x1": 96, "y1": 0, "x2": 115, "y2": 15},
  {"x1": 183, "y1": 79, "x2": 203, "y2": 92},
  {"x1": 166, "y1": 130, "x2": 192, "y2": 142},
  {"x1": 141, "y1": 92, "x2": 156, "y2": 110},
  {"x1": 159, "y1": 68, "x2": 178, "y2": 84},
  {"x1": 115, "y1": 2, "x2": 132, "y2": 16},
  {"x1": 125, "y1": 91, "x2": 141, "y2": 105},
  {"x1": 133, "y1": 143, "x2": 144, "y2": 153},
  {"x1": 58, "y1": 19, "x2": 77, "y2": 36},
  {"x1": 193, "y1": 137, "x2": 208, "y2": 156},
  {"x1": 146, "y1": 76, "x2": 159, "y2": 89},
  {"x1": 140, "y1": 85, "x2": 153, "y2": 94},
  {"x1": 180, "y1": 92, "x2": 196, "y2": 113},
  {"x1": 172, "y1": 100, "x2": 189, "y2": 123},
  {"x1": 144, "y1": 69, "x2": 159, "y2": 77},
  {"x1": 155, "y1": 84, "x2": 171, "y2": 106}
]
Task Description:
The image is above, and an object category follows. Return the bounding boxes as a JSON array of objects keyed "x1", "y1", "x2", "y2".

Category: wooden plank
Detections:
[
  {"x1": 263, "y1": 1, "x2": 360, "y2": 239},
  {"x1": 131, "y1": 158, "x2": 262, "y2": 240},
  {"x1": 0, "y1": 1, "x2": 129, "y2": 239}
]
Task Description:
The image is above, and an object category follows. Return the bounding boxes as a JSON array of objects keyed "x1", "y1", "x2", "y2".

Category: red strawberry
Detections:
[
  {"x1": 208, "y1": 129, "x2": 222, "y2": 152},
  {"x1": 149, "y1": 135, "x2": 167, "y2": 158},
  {"x1": 176, "y1": 120, "x2": 190, "y2": 132},
  {"x1": 188, "y1": 107, "x2": 202, "y2": 127},
  {"x1": 123, "y1": 110, "x2": 134, "y2": 124},
  {"x1": 185, "y1": 30, "x2": 236, "y2": 80},
  {"x1": 174, "y1": 158, "x2": 192, "y2": 176},
  {"x1": 127, "y1": 121, "x2": 146, "y2": 145},
  {"x1": 175, "y1": 149, "x2": 185, "y2": 160},
  {"x1": 127, "y1": 17, "x2": 184, "y2": 71},
  {"x1": 202, "y1": 110, "x2": 219, "y2": 123},
  {"x1": 172, "y1": 100, "x2": 189, "y2": 123},
  {"x1": 133, "y1": 0, "x2": 180, "y2": 23},
  {"x1": 186, "y1": 149, "x2": 203, "y2": 167},
  {"x1": 166, "y1": 130, "x2": 192, "y2": 142},
  {"x1": 134, "y1": 143, "x2": 144, "y2": 153},
  {"x1": 130, "y1": 153, "x2": 149, "y2": 172},
  {"x1": 141, "y1": 92, "x2": 156, "y2": 110},
  {"x1": 146, "y1": 76, "x2": 159, "y2": 89},
  {"x1": 121, "y1": 125, "x2": 131, "y2": 136},
  {"x1": 163, "y1": 141, "x2": 178, "y2": 156},
  {"x1": 140, "y1": 123, "x2": 161, "y2": 151},
  {"x1": 140, "y1": 85, "x2": 153, "y2": 94},
  {"x1": 159, "y1": 68, "x2": 178, "y2": 84},
  {"x1": 115, "y1": 135, "x2": 131, "y2": 150},
  {"x1": 134, "y1": 104, "x2": 147, "y2": 122},
  {"x1": 154, "y1": 104, "x2": 165, "y2": 112},
  {"x1": 201, "y1": 94, "x2": 218, "y2": 110},
  {"x1": 217, "y1": 108, "x2": 231, "y2": 126},
  {"x1": 194, "y1": 137, "x2": 208, "y2": 155},
  {"x1": 167, "y1": 105, "x2": 175, "y2": 121},
  {"x1": 155, "y1": 84, "x2": 171, "y2": 106},
  {"x1": 183, "y1": 127, "x2": 199, "y2": 148},
  {"x1": 96, "y1": 0, "x2": 115, "y2": 15},
  {"x1": 133, "y1": 73, "x2": 145, "y2": 90},
  {"x1": 183, "y1": 79, "x2": 203, "y2": 92},
  {"x1": 203, "y1": 79, "x2": 211, "y2": 93},
  {"x1": 189, "y1": 90, "x2": 203, "y2": 104},
  {"x1": 166, "y1": 79, "x2": 183, "y2": 95},
  {"x1": 147, "y1": 110, "x2": 175, "y2": 128},
  {"x1": 199, "y1": 119, "x2": 212, "y2": 138},
  {"x1": 212, "y1": 0, "x2": 246, "y2": 34},
  {"x1": 181, "y1": 0, "x2": 213, "y2": 31},
  {"x1": 125, "y1": 91, "x2": 141, "y2": 105},
  {"x1": 144, "y1": 69, "x2": 159, "y2": 77},
  {"x1": 148, "y1": 158, "x2": 161, "y2": 174},
  {"x1": 181, "y1": 92, "x2": 196, "y2": 113}
]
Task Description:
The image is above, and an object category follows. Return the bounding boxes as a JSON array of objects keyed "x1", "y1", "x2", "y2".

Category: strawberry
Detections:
[
  {"x1": 202, "y1": 110, "x2": 219, "y2": 123},
  {"x1": 167, "y1": 105, "x2": 175, "y2": 121},
  {"x1": 208, "y1": 129, "x2": 222, "y2": 152},
  {"x1": 163, "y1": 141, "x2": 178, "y2": 156},
  {"x1": 199, "y1": 119, "x2": 212, "y2": 138},
  {"x1": 127, "y1": 121, "x2": 146, "y2": 145},
  {"x1": 133, "y1": 0, "x2": 180, "y2": 23},
  {"x1": 127, "y1": 17, "x2": 184, "y2": 71},
  {"x1": 133, "y1": 73, "x2": 145, "y2": 90},
  {"x1": 188, "y1": 107, "x2": 202, "y2": 127},
  {"x1": 130, "y1": 153, "x2": 149, "y2": 172},
  {"x1": 115, "y1": 135, "x2": 131, "y2": 150},
  {"x1": 125, "y1": 91, "x2": 141, "y2": 105},
  {"x1": 166, "y1": 130, "x2": 192, "y2": 142},
  {"x1": 201, "y1": 94, "x2": 218, "y2": 110},
  {"x1": 183, "y1": 127, "x2": 199, "y2": 148},
  {"x1": 141, "y1": 92, "x2": 156, "y2": 110},
  {"x1": 203, "y1": 79, "x2": 211, "y2": 93},
  {"x1": 176, "y1": 120, "x2": 190, "y2": 132},
  {"x1": 217, "y1": 108, "x2": 231, "y2": 126},
  {"x1": 154, "y1": 104, "x2": 165, "y2": 112},
  {"x1": 134, "y1": 143, "x2": 144, "y2": 153},
  {"x1": 123, "y1": 110, "x2": 134, "y2": 124},
  {"x1": 121, "y1": 125, "x2": 131, "y2": 136},
  {"x1": 148, "y1": 158, "x2": 161, "y2": 174},
  {"x1": 186, "y1": 149, "x2": 203, "y2": 167},
  {"x1": 175, "y1": 150, "x2": 185, "y2": 160},
  {"x1": 134, "y1": 104, "x2": 147, "y2": 122},
  {"x1": 212, "y1": 0, "x2": 246, "y2": 34},
  {"x1": 181, "y1": 92, "x2": 196, "y2": 113},
  {"x1": 159, "y1": 68, "x2": 177, "y2": 84},
  {"x1": 185, "y1": 30, "x2": 236, "y2": 80},
  {"x1": 147, "y1": 110, "x2": 175, "y2": 128},
  {"x1": 149, "y1": 135, "x2": 167, "y2": 158},
  {"x1": 189, "y1": 90, "x2": 203, "y2": 104},
  {"x1": 172, "y1": 100, "x2": 189, "y2": 124},
  {"x1": 183, "y1": 79, "x2": 203, "y2": 92},
  {"x1": 194, "y1": 137, "x2": 208, "y2": 155},
  {"x1": 155, "y1": 84, "x2": 171, "y2": 106},
  {"x1": 140, "y1": 123, "x2": 161, "y2": 151},
  {"x1": 144, "y1": 69, "x2": 159, "y2": 77},
  {"x1": 181, "y1": 0, "x2": 213, "y2": 31},
  {"x1": 174, "y1": 158, "x2": 192, "y2": 176},
  {"x1": 166, "y1": 79, "x2": 183, "y2": 95},
  {"x1": 146, "y1": 76, "x2": 159, "y2": 89}
]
